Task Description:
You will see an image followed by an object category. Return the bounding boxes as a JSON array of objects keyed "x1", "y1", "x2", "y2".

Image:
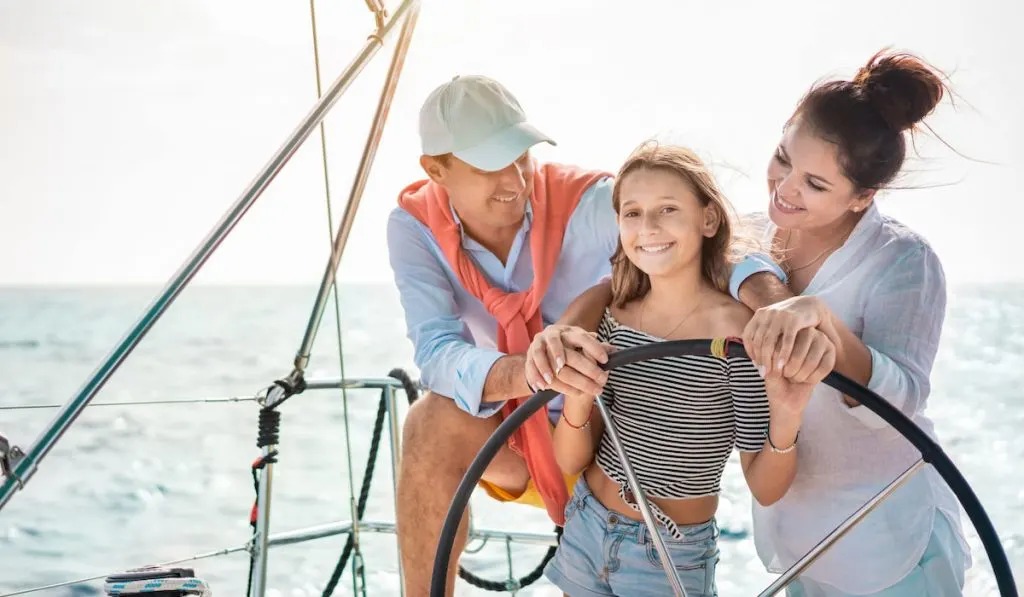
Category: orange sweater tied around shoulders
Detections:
[{"x1": 397, "y1": 160, "x2": 610, "y2": 525}]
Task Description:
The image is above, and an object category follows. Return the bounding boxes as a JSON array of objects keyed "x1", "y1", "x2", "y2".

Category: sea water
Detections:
[{"x1": 1, "y1": 284, "x2": 1021, "y2": 595}]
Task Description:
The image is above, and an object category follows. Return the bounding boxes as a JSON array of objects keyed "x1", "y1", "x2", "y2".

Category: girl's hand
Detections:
[{"x1": 525, "y1": 325, "x2": 614, "y2": 396}]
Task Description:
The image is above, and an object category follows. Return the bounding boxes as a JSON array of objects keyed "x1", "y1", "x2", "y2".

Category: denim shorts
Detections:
[{"x1": 544, "y1": 475, "x2": 720, "y2": 597}]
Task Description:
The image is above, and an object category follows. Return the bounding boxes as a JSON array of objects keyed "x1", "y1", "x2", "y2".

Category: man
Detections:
[{"x1": 386, "y1": 74, "x2": 784, "y2": 596}]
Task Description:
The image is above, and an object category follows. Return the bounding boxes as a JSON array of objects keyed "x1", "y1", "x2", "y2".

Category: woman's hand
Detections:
[
  {"x1": 764, "y1": 327, "x2": 836, "y2": 416},
  {"x1": 524, "y1": 324, "x2": 613, "y2": 397},
  {"x1": 743, "y1": 295, "x2": 841, "y2": 376}
]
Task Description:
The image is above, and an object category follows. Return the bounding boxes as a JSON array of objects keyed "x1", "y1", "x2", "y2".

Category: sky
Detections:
[{"x1": 1, "y1": 0, "x2": 1020, "y2": 286}]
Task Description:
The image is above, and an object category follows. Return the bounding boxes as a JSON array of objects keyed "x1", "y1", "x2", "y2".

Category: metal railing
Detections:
[
  {"x1": 0, "y1": 2, "x2": 430, "y2": 596},
  {"x1": 0, "y1": 0, "x2": 422, "y2": 516},
  {"x1": 0, "y1": 377, "x2": 560, "y2": 597},
  {"x1": 248, "y1": 2, "x2": 422, "y2": 593}
]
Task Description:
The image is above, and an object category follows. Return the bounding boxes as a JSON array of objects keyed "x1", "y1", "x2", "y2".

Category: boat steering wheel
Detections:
[{"x1": 429, "y1": 339, "x2": 1018, "y2": 597}]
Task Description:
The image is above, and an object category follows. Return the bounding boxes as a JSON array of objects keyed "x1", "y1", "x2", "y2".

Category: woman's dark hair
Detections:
[{"x1": 790, "y1": 48, "x2": 950, "y2": 192}]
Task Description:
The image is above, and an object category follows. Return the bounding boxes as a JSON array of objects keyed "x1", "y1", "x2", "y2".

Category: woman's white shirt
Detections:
[{"x1": 746, "y1": 204, "x2": 970, "y2": 593}]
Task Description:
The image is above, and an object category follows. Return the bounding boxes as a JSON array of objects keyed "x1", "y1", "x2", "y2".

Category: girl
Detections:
[
  {"x1": 541, "y1": 142, "x2": 835, "y2": 597},
  {"x1": 533, "y1": 49, "x2": 970, "y2": 596}
]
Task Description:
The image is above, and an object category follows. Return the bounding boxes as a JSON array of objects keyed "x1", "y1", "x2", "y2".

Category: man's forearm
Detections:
[{"x1": 482, "y1": 354, "x2": 532, "y2": 403}]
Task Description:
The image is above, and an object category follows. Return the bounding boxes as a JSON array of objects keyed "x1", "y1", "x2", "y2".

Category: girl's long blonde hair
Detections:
[{"x1": 610, "y1": 141, "x2": 758, "y2": 308}]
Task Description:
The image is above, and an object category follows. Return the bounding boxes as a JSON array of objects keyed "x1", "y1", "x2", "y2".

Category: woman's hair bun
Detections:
[{"x1": 853, "y1": 48, "x2": 946, "y2": 132}]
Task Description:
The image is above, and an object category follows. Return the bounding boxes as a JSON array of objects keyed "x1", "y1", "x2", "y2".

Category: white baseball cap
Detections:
[{"x1": 418, "y1": 75, "x2": 556, "y2": 172}]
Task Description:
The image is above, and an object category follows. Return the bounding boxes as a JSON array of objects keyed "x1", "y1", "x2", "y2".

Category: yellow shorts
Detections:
[
  {"x1": 478, "y1": 470, "x2": 580, "y2": 510},
  {"x1": 476, "y1": 418, "x2": 579, "y2": 510}
]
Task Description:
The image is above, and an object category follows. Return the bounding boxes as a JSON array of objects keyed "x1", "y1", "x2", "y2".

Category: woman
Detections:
[
  {"x1": 529, "y1": 49, "x2": 970, "y2": 596},
  {"x1": 541, "y1": 141, "x2": 832, "y2": 597}
]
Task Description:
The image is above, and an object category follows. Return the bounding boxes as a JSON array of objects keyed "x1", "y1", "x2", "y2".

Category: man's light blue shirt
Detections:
[
  {"x1": 386, "y1": 175, "x2": 785, "y2": 418},
  {"x1": 387, "y1": 177, "x2": 618, "y2": 418}
]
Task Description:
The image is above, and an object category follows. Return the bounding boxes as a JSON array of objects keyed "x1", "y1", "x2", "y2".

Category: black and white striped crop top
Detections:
[{"x1": 593, "y1": 308, "x2": 769, "y2": 539}]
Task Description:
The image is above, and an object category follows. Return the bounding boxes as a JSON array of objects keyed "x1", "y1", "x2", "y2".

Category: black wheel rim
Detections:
[{"x1": 429, "y1": 339, "x2": 1017, "y2": 597}]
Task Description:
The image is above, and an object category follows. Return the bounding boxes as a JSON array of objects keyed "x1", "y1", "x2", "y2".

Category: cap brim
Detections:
[{"x1": 453, "y1": 122, "x2": 556, "y2": 172}]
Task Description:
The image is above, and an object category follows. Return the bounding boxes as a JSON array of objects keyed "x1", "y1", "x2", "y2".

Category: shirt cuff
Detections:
[
  {"x1": 453, "y1": 348, "x2": 507, "y2": 417},
  {"x1": 728, "y1": 253, "x2": 788, "y2": 301},
  {"x1": 841, "y1": 346, "x2": 895, "y2": 429}
]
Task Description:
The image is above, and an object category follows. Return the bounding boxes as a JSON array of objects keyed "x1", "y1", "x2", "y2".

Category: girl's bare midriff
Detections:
[{"x1": 584, "y1": 464, "x2": 718, "y2": 525}]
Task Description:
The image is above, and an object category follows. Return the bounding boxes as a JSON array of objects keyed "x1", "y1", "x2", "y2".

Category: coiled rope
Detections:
[{"x1": 319, "y1": 368, "x2": 560, "y2": 595}]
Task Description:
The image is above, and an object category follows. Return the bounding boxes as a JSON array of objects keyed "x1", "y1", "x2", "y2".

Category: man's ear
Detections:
[{"x1": 420, "y1": 155, "x2": 446, "y2": 184}]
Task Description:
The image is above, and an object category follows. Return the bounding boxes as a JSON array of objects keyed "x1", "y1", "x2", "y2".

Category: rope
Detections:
[
  {"x1": 456, "y1": 528, "x2": 561, "y2": 593},
  {"x1": 318, "y1": 369, "x2": 557, "y2": 594},
  {"x1": 710, "y1": 336, "x2": 743, "y2": 359},
  {"x1": 256, "y1": 408, "x2": 281, "y2": 455},
  {"x1": 0, "y1": 546, "x2": 243, "y2": 597},
  {"x1": 320, "y1": 385, "x2": 391, "y2": 595},
  {"x1": 303, "y1": 0, "x2": 553, "y2": 591},
  {"x1": 104, "y1": 567, "x2": 211, "y2": 596},
  {"x1": 306, "y1": 0, "x2": 365, "y2": 593},
  {"x1": 105, "y1": 577, "x2": 211, "y2": 596},
  {"x1": 246, "y1": 407, "x2": 281, "y2": 597},
  {"x1": 245, "y1": 379, "x2": 299, "y2": 597},
  {"x1": 393, "y1": 369, "x2": 561, "y2": 593},
  {"x1": 710, "y1": 337, "x2": 726, "y2": 359}
]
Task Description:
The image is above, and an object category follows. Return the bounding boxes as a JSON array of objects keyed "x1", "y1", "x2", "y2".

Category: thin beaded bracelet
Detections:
[
  {"x1": 767, "y1": 421, "x2": 799, "y2": 454},
  {"x1": 561, "y1": 403, "x2": 595, "y2": 430}
]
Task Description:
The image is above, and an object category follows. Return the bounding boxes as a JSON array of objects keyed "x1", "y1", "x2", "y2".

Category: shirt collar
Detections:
[
  {"x1": 837, "y1": 200, "x2": 883, "y2": 255},
  {"x1": 448, "y1": 198, "x2": 533, "y2": 250}
]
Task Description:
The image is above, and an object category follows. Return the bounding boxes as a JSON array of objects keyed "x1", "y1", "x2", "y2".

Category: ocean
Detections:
[{"x1": 0, "y1": 283, "x2": 1021, "y2": 596}]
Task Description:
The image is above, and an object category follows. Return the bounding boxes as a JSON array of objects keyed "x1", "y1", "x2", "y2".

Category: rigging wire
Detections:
[
  {"x1": 307, "y1": 1, "x2": 367, "y2": 594},
  {"x1": 0, "y1": 396, "x2": 259, "y2": 410}
]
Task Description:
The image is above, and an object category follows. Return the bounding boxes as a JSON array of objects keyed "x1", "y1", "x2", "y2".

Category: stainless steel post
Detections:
[
  {"x1": 293, "y1": 3, "x2": 421, "y2": 373},
  {"x1": 0, "y1": 0, "x2": 422, "y2": 514},
  {"x1": 385, "y1": 384, "x2": 406, "y2": 597},
  {"x1": 247, "y1": 383, "x2": 290, "y2": 597},
  {"x1": 246, "y1": 2, "x2": 421, "y2": 594},
  {"x1": 594, "y1": 395, "x2": 688, "y2": 596},
  {"x1": 758, "y1": 459, "x2": 926, "y2": 596}
]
